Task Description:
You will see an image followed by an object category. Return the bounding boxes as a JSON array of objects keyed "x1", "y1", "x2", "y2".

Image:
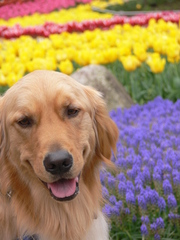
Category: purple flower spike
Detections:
[
  {"x1": 138, "y1": 195, "x2": 147, "y2": 210},
  {"x1": 154, "y1": 233, "x2": 161, "y2": 240},
  {"x1": 141, "y1": 224, "x2": 148, "y2": 236},
  {"x1": 141, "y1": 216, "x2": 150, "y2": 225},
  {"x1": 149, "y1": 189, "x2": 159, "y2": 205},
  {"x1": 168, "y1": 212, "x2": 180, "y2": 219},
  {"x1": 167, "y1": 194, "x2": 177, "y2": 209},
  {"x1": 117, "y1": 172, "x2": 126, "y2": 182},
  {"x1": 150, "y1": 222, "x2": 158, "y2": 231},
  {"x1": 102, "y1": 204, "x2": 112, "y2": 217},
  {"x1": 163, "y1": 179, "x2": 173, "y2": 195},
  {"x1": 156, "y1": 217, "x2": 165, "y2": 229},
  {"x1": 107, "y1": 174, "x2": 116, "y2": 188},
  {"x1": 115, "y1": 200, "x2": 123, "y2": 211},
  {"x1": 109, "y1": 195, "x2": 117, "y2": 205},
  {"x1": 158, "y1": 197, "x2": 166, "y2": 211},
  {"x1": 118, "y1": 182, "x2": 126, "y2": 196},
  {"x1": 102, "y1": 186, "x2": 109, "y2": 199},
  {"x1": 126, "y1": 191, "x2": 136, "y2": 205},
  {"x1": 124, "y1": 208, "x2": 130, "y2": 215}
]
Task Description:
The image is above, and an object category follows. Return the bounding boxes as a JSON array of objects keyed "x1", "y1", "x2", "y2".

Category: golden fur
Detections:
[{"x1": 0, "y1": 70, "x2": 118, "y2": 240}]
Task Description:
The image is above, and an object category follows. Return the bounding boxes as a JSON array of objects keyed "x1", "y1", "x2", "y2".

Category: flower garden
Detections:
[{"x1": 1, "y1": 0, "x2": 180, "y2": 239}]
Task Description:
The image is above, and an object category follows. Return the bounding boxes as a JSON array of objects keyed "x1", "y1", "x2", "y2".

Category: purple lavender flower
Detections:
[
  {"x1": 153, "y1": 172, "x2": 162, "y2": 182},
  {"x1": 109, "y1": 195, "x2": 117, "y2": 205},
  {"x1": 163, "y1": 179, "x2": 173, "y2": 195},
  {"x1": 149, "y1": 189, "x2": 159, "y2": 206},
  {"x1": 154, "y1": 233, "x2": 161, "y2": 240},
  {"x1": 100, "y1": 171, "x2": 106, "y2": 185},
  {"x1": 150, "y1": 222, "x2": 158, "y2": 231},
  {"x1": 116, "y1": 172, "x2": 126, "y2": 182},
  {"x1": 142, "y1": 166, "x2": 151, "y2": 183},
  {"x1": 168, "y1": 212, "x2": 180, "y2": 219},
  {"x1": 156, "y1": 217, "x2": 165, "y2": 229},
  {"x1": 172, "y1": 169, "x2": 180, "y2": 185},
  {"x1": 118, "y1": 181, "x2": 126, "y2": 196},
  {"x1": 111, "y1": 206, "x2": 120, "y2": 216},
  {"x1": 167, "y1": 194, "x2": 177, "y2": 209},
  {"x1": 102, "y1": 204, "x2": 111, "y2": 217},
  {"x1": 141, "y1": 216, "x2": 150, "y2": 225},
  {"x1": 173, "y1": 175, "x2": 180, "y2": 185},
  {"x1": 163, "y1": 173, "x2": 171, "y2": 181},
  {"x1": 126, "y1": 180, "x2": 135, "y2": 193},
  {"x1": 163, "y1": 164, "x2": 172, "y2": 174},
  {"x1": 140, "y1": 224, "x2": 148, "y2": 236},
  {"x1": 115, "y1": 200, "x2": 123, "y2": 211},
  {"x1": 137, "y1": 194, "x2": 147, "y2": 210},
  {"x1": 147, "y1": 159, "x2": 156, "y2": 171},
  {"x1": 124, "y1": 207, "x2": 130, "y2": 215},
  {"x1": 126, "y1": 190, "x2": 136, "y2": 205},
  {"x1": 158, "y1": 197, "x2": 166, "y2": 211},
  {"x1": 102, "y1": 186, "x2": 109, "y2": 199},
  {"x1": 107, "y1": 174, "x2": 116, "y2": 188}
]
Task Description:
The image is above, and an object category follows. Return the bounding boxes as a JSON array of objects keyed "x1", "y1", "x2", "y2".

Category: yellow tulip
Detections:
[
  {"x1": 45, "y1": 57, "x2": 57, "y2": 70},
  {"x1": 33, "y1": 47, "x2": 45, "y2": 58},
  {"x1": 6, "y1": 73, "x2": 19, "y2": 87},
  {"x1": 1, "y1": 63, "x2": 12, "y2": 76},
  {"x1": 118, "y1": 44, "x2": 132, "y2": 57},
  {"x1": 0, "y1": 70, "x2": 6, "y2": 86},
  {"x1": 121, "y1": 56, "x2": 140, "y2": 72},
  {"x1": 103, "y1": 48, "x2": 118, "y2": 64},
  {"x1": 133, "y1": 44, "x2": 147, "y2": 62},
  {"x1": 59, "y1": 60, "x2": 73, "y2": 75},
  {"x1": 146, "y1": 54, "x2": 166, "y2": 73},
  {"x1": 166, "y1": 44, "x2": 180, "y2": 63},
  {"x1": 13, "y1": 61, "x2": 26, "y2": 76}
]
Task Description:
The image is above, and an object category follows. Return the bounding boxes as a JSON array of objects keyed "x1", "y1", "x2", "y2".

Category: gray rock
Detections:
[{"x1": 71, "y1": 64, "x2": 134, "y2": 110}]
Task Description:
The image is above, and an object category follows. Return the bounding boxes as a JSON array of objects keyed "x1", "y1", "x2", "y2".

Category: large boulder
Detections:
[{"x1": 71, "y1": 64, "x2": 134, "y2": 110}]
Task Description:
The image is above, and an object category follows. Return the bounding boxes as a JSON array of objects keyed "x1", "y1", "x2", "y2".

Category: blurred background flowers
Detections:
[{"x1": 0, "y1": 0, "x2": 180, "y2": 105}]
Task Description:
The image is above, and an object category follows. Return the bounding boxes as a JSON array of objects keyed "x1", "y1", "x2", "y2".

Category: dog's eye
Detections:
[
  {"x1": 67, "y1": 108, "x2": 79, "y2": 118},
  {"x1": 17, "y1": 117, "x2": 33, "y2": 128}
]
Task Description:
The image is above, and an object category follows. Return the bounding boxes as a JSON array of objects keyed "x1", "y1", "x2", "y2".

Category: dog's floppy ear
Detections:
[{"x1": 84, "y1": 86, "x2": 119, "y2": 164}]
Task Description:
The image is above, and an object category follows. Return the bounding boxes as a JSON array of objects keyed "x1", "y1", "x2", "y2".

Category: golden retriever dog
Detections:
[{"x1": 0, "y1": 70, "x2": 118, "y2": 240}]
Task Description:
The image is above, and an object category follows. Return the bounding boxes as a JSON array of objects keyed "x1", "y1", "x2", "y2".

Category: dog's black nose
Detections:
[{"x1": 43, "y1": 150, "x2": 73, "y2": 175}]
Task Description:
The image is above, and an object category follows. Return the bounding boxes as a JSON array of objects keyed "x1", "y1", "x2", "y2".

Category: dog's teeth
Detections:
[{"x1": 75, "y1": 177, "x2": 78, "y2": 182}]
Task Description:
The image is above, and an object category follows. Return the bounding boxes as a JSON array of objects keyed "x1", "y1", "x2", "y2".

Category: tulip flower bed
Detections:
[
  {"x1": 0, "y1": 0, "x2": 91, "y2": 20},
  {"x1": 1, "y1": 11, "x2": 180, "y2": 38},
  {"x1": 102, "y1": 97, "x2": 180, "y2": 239},
  {"x1": 0, "y1": 9, "x2": 180, "y2": 104}
]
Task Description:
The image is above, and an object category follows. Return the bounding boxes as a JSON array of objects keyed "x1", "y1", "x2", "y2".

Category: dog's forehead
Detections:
[{"x1": 3, "y1": 70, "x2": 89, "y2": 110}]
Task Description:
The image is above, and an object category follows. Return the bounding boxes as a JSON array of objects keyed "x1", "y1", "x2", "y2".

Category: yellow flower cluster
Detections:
[
  {"x1": 0, "y1": 18, "x2": 180, "y2": 86},
  {"x1": 91, "y1": 0, "x2": 124, "y2": 9},
  {"x1": 0, "y1": 4, "x2": 112, "y2": 27}
]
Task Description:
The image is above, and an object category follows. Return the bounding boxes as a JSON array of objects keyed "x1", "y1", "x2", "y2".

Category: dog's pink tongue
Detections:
[{"x1": 48, "y1": 178, "x2": 76, "y2": 199}]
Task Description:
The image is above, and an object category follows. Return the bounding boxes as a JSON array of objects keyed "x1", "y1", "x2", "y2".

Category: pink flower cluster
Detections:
[
  {"x1": 1, "y1": 11, "x2": 180, "y2": 39},
  {"x1": 0, "y1": 0, "x2": 91, "y2": 20}
]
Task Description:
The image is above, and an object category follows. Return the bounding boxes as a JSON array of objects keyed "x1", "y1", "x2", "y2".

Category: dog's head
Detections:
[{"x1": 0, "y1": 70, "x2": 118, "y2": 202}]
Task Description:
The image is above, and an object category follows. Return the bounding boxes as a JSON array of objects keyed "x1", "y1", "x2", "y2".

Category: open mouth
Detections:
[{"x1": 46, "y1": 176, "x2": 80, "y2": 202}]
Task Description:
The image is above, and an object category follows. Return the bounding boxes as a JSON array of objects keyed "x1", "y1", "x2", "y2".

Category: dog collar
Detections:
[{"x1": 17, "y1": 235, "x2": 38, "y2": 240}]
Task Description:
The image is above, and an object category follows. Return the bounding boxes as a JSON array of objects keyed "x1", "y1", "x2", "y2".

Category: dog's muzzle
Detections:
[{"x1": 43, "y1": 150, "x2": 80, "y2": 202}]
